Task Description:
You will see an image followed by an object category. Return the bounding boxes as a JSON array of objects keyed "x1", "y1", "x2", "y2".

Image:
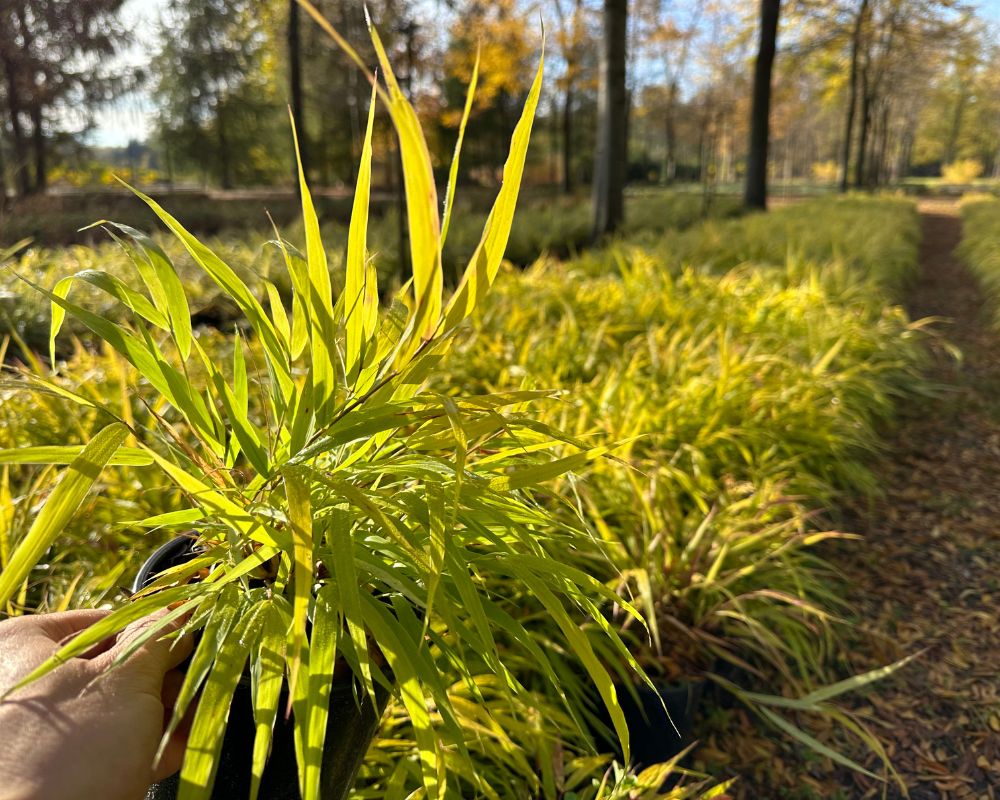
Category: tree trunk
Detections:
[
  {"x1": 871, "y1": 102, "x2": 884, "y2": 186},
  {"x1": 289, "y1": 0, "x2": 307, "y2": 185},
  {"x1": 1, "y1": 56, "x2": 32, "y2": 197},
  {"x1": 591, "y1": 0, "x2": 628, "y2": 241},
  {"x1": 876, "y1": 101, "x2": 891, "y2": 185},
  {"x1": 218, "y1": 108, "x2": 233, "y2": 189},
  {"x1": 664, "y1": 80, "x2": 678, "y2": 184},
  {"x1": 0, "y1": 135, "x2": 7, "y2": 212},
  {"x1": 744, "y1": 0, "x2": 781, "y2": 210},
  {"x1": 701, "y1": 121, "x2": 716, "y2": 215},
  {"x1": 897, "y1": 123, "x2": 915, "y2": 182},
  {"x1": 696, "y1": 127, "x2": 705, "y2": 185},
  {"x1": 782, "y1": 130, "x2": 792, "y2": 184},
  {"x1": 30, "y1": 104, "x2": 46, "y2": 193},
  {"x1": 944, "y1": 90, "x2": 967, "y2": 166},
  {"x1": 166, "y1": 140, "x2": 175, "y2": 187},
  {"x1": 855, "y1": 72, "x2": 871, "y2": 189},
  {"x1": 840, "y1": 0, "x2": 869, "y2": 193},
  {"x1": 562, "y1": 84, "x2": 574, "y2": 193}
]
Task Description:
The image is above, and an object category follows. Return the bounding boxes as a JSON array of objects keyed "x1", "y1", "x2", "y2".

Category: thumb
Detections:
[{"x1": 95, "y1": 610, "x2": 194, "y2": 693}]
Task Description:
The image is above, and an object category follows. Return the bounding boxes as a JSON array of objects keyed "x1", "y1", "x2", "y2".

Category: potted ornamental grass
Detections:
[{"x1": 0, "y1": 10, "x2": 653, "y2": 800}]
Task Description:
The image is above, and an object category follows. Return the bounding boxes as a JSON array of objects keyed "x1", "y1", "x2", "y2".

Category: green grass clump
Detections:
[
  {"x1": 1, "y1": 236, "x2": 302, "y2": 358},
  {"x1": 649, "y1": 195, "x2": 919, "y2": 293},
  {"x1": 1, "y1": 189, "x2": 740, "y2": 361},
  {"x1": 1, "y1": 188, "x2": 927, "y2": 793},
  {"x1": 1, "y1": 163, "x2": 927, "y2": 795},
  {"x1": 0, "y1": 24, "x2": 687, "y2": 800},
  {"x1": 959, "y1": 193, "x2": 1000, "y2": 325},
  {"x1": 438, "y1": 195, "x2": 928, "y2": 777}
]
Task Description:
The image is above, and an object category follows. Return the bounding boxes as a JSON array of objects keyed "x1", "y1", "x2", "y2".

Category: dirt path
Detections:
[
  {"x1": 830, "y1": 200, "x2": 1000, "y2": 798},
  {"x1": 699, "y1": 201, "x2": 1000, "y2": 798}
]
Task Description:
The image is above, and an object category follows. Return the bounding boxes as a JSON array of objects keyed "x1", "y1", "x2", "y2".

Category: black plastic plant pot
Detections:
[
  {"x1": 595, "y1": 679, "x2": 705, "y2": 771},
  {"x1": 134, "y1": 536, "x2": 391, "y2": 800}
]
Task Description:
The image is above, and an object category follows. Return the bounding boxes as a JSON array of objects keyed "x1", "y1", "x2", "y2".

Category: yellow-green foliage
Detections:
[
  {"x1": 0, "y1": 235, "x2": 307, "y2": 359},
  {"x1": 441, "y1": 195, "x2": 928, "y2": 707},
  {"x1": 2, "y1": 167, "x2": 925, "y2": 797},
  {"x1": 942, "y1": 159, "x2": 984, "y2": 184},
  {"x1": 959, "y1": 193, "x2": 1000, "y2": 325},
  {"x1": 811, "y1": 161, "x2": 839, "y2": 183},
  {"x1": 645, "y1": 196, "x2": 920, "y2": 293},
  {"x1": 1, "y1": 190, "x2": 740, "y2": 358},
  {"x1": 0, "y1": 335, "x2": 235, "y2": 609},
  {"x1": 0, "y1": 27, "x2": 680, "y2": 800}
]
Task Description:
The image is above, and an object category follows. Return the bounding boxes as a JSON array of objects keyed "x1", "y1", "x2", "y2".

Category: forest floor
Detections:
[{"x1": 698, "y1": 201, "x2": 1000, "y2": 799}]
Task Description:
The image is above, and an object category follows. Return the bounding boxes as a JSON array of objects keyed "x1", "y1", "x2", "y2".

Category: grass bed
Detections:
[
  {"x1": 1, "y1": 190, "x2": 740, "y2": 360},
  {"x1": 959, "y1": 193, "x2": 1000, "y2": 324},
  {"x1": 0, "y1": 195, "x2": 929, "y2": 796}
]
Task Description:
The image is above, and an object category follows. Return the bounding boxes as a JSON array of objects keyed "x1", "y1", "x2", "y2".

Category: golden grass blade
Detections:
[
  {"x1": 0, "y1": 423, "x2": 127, "y2": 607},
  {"x1": 290, "y1": 111, "x2": 338, "y2": 430},
  {"x1": 440, "y1": 47, "x2": 480, "y2": 249},
  {"x1": 367, "y1": 23, "x2": 443, "y2": 345},
  {"x1": 282, "y1": 466, "x2": 314, "y2": 707},
  {"x1": 444, "y1": 44, "x2": 544, "y2": 329},
  {"x1": 0, "y1": 445, "x2": 152, "y2": 466},
  {"x1": 178, "y1": 604, "x2": 266, "y2": 800},
  {"x1": 142, "y1": 449, "x2": 286, "y2": 549},
  {"x1": 250, "y1": 601, "x2": 289, "y2": 800},
  {"x1": 346, "y1": 80, "x2": 379, "y2": 380}
]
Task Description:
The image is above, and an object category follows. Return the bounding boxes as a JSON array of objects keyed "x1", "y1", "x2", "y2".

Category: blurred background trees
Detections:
[
  {"x1": 0, "y1": 0, "x2": 996, "y2": 215},
  {"x1": 152, "y1": 0, "x2": 286, "y2": 188},
  {"x1": 0, "y1": 0, "x2": 130, "y2": 196}
]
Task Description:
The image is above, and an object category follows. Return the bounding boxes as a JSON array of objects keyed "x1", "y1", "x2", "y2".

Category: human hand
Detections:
[{"x1": 0, "y1": 609, "x2": 193, "y2": 800}]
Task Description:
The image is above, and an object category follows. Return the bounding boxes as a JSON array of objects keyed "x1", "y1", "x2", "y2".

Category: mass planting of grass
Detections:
[
  {"x1": 440, "y1": 196, "x2": 928, "y2": 774},
  {"x1": 0, "y1": 7, "x2": 929, "y2": 779},
  {"x1": 958, "y1": 193, "x2": 1000, "y2": 324},
  {"x1": 0, "y1": 190, "x2": 739, "y2": 362},
  {"x1": 0, "y1": 28, "x2": 729, "y2": 799},
  {"x1": 0, "y1": 192, "x2": 929, "y2": 796}
]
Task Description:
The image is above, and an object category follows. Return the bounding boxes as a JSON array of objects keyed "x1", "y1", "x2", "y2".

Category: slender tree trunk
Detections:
[
  {"x1": 562, "y1": 85, "x2": 574, "y2": 193},
  {"x1": 855, "y1": 74, "x2": 871, "y2": 189},
  {"x1": 30, "y1": 104, "x2": 46, "y2": 193},
  {"x1": 944, "y1": 90, "x2": 967, "y2": 166},
  {"x1": 592, "y1": 0, "x2": 628, "y2": 241},
  {"x1": 289, "y1": 0, "x2": 307, "y2": 185},
  {"x1": 6, "y1": 2, "x2": 35, "y2": 196},
  {"x1": 701, "y1": 123, "x2": 716, "y2": 214},
  {"x1": 346, "y1": 9, "x2": 361, "y2": 184},
  {"x1": 664, "y1": 80, "x2": 678, "y2": 184},
  {"x1": 0, "y1": 136, "x2": 7, "y2": 211},
  {"x1": 840, "y1": 0, "x2": 869, "y2": 193},
  {"x1": 783, "y1": 131, "x2": 792, "y2": 184},
  {"x1": 897, "y1": 124, "x2": 915, "y2": 181},
  {"x1": 697, "y1": 127, "x2": 705, "y2": 183},
  {"x1": 12, "y1": 0, "x2": 44, "y2": 195},
  {"x1": 624, "y1": 86, "x2": 633, "y2": 180},
  {"x1": 871, "y1": 103, "x2": 884, "y2": 185},
  {"x1": 218, "y1": 109, "x2": 233, "y2": 189},
  {"x1": 876, "y1": 101, "x2": 891, "y2": 185},
  {"x1": 1, "y1": 56, "x2": 32, "y2": 197},
  {"x1": 548, "y1": 98, "x2": 557, "y2": 185},
  {"x1": 744, "y1": 0, "x2": 781, "y2": 210},
  {"x1": 166, "y1": 140, "x2": 175, "y2": 187}
]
